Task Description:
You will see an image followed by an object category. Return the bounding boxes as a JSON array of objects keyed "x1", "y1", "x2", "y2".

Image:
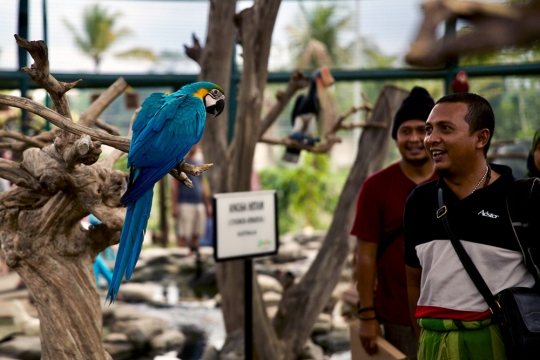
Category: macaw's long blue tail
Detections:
[{"x1": 106, "y1": 189, "x2": 154, "y2": 303}]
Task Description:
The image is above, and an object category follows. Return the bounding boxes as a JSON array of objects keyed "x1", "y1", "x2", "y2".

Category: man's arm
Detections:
[
  {"x1": 355, "y1": 238, "x2": 380, "y2": 355},
  {"x1": 406, "y1": 265, "x2": 422, "y2": 338}
]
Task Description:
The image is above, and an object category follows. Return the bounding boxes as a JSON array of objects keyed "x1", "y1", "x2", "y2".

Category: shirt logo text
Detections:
[{"x1": 478, "y1": 210, "x2": 499, "y2": 219}]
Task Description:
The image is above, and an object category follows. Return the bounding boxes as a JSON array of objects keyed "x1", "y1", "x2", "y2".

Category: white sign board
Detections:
[{"x1": 213, "y1": 190, "x2": 278, "y2": 261}]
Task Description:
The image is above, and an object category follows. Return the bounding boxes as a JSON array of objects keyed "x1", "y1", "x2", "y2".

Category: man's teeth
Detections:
[{"x1": 433, "y1": 151, "x2": 442, "y2": 156}]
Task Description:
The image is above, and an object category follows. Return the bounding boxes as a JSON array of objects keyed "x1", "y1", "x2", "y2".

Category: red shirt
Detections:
[{"x1": 351, "y1": 162, "x2": 437, "y2": 325}]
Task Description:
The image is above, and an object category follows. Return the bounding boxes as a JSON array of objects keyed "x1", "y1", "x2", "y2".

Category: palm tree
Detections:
[
  {"x1": 287, "y1": 3, "x2": 353, "y2": 68},
  {"x1": 64, "y1": 3, "x2": 133, "y2": 72}
]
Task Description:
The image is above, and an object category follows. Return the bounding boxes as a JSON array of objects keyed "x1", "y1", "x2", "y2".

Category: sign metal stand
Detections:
[{"x1": 213, "y1": 190, "x2": 278, "y2": 359}]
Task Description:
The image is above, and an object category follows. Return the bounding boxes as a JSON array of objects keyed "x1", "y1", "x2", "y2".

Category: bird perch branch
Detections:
[
  {"x1": 258, "y1": 70, "x2": 310, "y2": 138},
  {"x1": 260, "y1": 91, "x2": 377, "y2": 154},
  {"x1": 0, "y1": 95, "x2": 131, "y2": 152}
]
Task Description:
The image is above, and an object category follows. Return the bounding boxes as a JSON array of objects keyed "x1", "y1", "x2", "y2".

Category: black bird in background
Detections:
[{"x1": 282, "y1": 66, "x2": 335, "y2": 163}]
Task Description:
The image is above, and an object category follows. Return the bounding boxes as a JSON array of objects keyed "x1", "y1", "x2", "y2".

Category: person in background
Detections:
[
  {"x1": 351, "y1": 86, "x2": 437, "y2": 359},
  {"x1": 171, "y1": 144, "x2": 212, "y2": 253},
  {"x1": 526, "y1": 128, "x2": 540, "y2": 178}
]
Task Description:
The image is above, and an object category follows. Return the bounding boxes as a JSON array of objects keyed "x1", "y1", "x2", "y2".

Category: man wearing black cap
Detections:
[{"x1": 351, "y1": 86, "x2": 438, "y2": 359}]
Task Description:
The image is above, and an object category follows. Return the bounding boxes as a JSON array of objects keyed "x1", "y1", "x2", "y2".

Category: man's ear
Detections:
[{"x1": 476, "y1": 128, "x2": 490, "y2": 150}]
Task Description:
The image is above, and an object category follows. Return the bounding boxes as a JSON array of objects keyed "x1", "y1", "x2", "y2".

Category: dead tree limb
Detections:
[
  {"x1": 406, "y1": 0, "x2": 540, "y2": 67},
  {"x1": 79, "y1": 78, "x2": 128, "y2": 128},
  {"x1": 258, "y1": 70, "x2": 309, "y2": 138},
  {"x1": 184, "y1": 33, "x2": 203, "y2": 65},
  {"x1": 0, "y1": 128, "x2": 48, "y2": 148},
  {"x1": 260, "y1": 92, "x2": 377, "y2": 155},
  {"x1": 0, "y1": 130, "x2": 59, "y2": 153},
  {"x1": 0, "y1": 95, "x2": 131, "y2": 153},
  {"x1": 15, "y1": 35, "x2": 80, "y2": 118}
]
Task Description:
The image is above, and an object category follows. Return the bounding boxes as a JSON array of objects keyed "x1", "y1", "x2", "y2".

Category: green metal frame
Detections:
[{"x1": 5, "y1": 0, "x2": 540, "y2": 136}]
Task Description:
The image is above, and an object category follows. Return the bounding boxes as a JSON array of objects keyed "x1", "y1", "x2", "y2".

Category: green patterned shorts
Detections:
[{"x1": 417, "y1": 318, "x2": 506, "y2": 360}]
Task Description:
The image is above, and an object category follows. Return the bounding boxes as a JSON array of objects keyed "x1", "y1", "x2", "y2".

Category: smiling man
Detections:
[
  {"x1": 403, "y1": 93, "x2": 540, "y2": 360},
  {"x1": 351, "y1": 86, "x2": 437, "y2": 359}
]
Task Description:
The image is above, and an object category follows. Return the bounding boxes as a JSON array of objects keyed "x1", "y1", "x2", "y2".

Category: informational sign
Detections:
[{"x1": 213, "y1": 190, "x2": 278, "y2": 261}]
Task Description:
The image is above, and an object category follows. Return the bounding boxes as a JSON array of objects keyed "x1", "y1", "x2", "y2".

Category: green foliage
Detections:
[
  {"x1": 115, "y1": 48, "x2": 157, "y2": 62},
  {"x1": 259, "y1": 152, "x2": 344, "y2": 234},
  {"x1": 287, "y1": 3, "x2": 353, "y2": 67},
  {"x1": 63, "y1": 3, "x2": 154, "y2": 72}
]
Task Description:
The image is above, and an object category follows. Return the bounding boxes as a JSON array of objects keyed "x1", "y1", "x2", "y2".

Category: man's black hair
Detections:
[{"x1": 436, "y1": 93, "x2": 495, "y2": 156}]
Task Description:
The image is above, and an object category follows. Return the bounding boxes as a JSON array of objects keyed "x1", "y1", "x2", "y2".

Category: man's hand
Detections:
[{"x1": 359, "y1": 318, "x2": 380, "y2": 355}]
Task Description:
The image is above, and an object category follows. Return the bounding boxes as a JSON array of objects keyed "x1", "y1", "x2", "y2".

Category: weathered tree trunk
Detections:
[
  {"x1": 196, "y1": 1, "x2": 284, "y2": 356},
  {"x1": 0, "y1": 36, "x2": 129, "y2": 360},
  {"x1": 0, "y1": 140, "x2": 127, "y2": 360}
]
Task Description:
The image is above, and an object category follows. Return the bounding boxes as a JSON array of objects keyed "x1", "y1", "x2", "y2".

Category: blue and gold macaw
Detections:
[{"x1": 106, "y1": 82, "x2": 225, "y2": 303}]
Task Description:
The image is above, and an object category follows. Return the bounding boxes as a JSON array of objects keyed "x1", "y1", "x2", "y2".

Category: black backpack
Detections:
[{"x1": 506, "y1": 177, "x2": 540, "y2": 283}]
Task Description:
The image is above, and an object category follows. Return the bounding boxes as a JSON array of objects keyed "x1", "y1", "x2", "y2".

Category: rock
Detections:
[
  {"x1": 150, "y1": 329, "x2": 186, "y2": 352},
  {"x1": 294, "y1": 229, "x2": 326, "y2": 244},
  {"x1": 218, "y1": 328, "x2": 243, "y2": 360},
  {"x1": 201, "y1": 344, "x2": 219, "y2": 360},
  {"x1": 103, "y1": 303, "x2": 147, "y2": 327},
  {"x1": 169, "y1": 247, "x2": 190, "y2": 259},
  {"x1": 257, "y1": 274, "x2": 283, "y2": 294},
  {"x1": 265, "y1": 305, "x2": 278, "y2": 321},
  {"x1": 189, "y1": 266, "x2": 216, "y2": 288},
  {"x1": 279, "y1": 233, "x2": 295, "y2": 244},
  {"x1": 339, "y1": 267, "x2": 353, "y2": 282},
  {"x1": 312, "y1": 328, "x2": 351, "y2": 354},
  {"x1": 304, "y1": 241, "x2": 322, "y2": 250},
  {"x1": 197, "y1": 247, "x2": 214, "y2": 262},
  {"x1": 104, "y1": 332, "x2": 129, "y2": 343},
  {"x1": 103, "y1": 339, "x2": 134, "y2": 360},
  {"x1": 138, "y1": 248, "x2": 174, "y2": 266},
  {"x1": 174, "y1": 257, "x2": 198, "y2": 274},
  {"x1": 270, "y1": 242, "x2": 306, "y2": 263},
  {"x1": 331, "y1": 300, "x2": 349, "y2": 330},
  {"x1": 311, "y1": 313, "x2": 332, "y2": 334},
  {"x1": 213, "y1": 293, "x2": 221, "y2": 307},
  {"x1": 153, "y1": 350, "x2": 180, "y2": 360},
  {"x1": 10, "y1": 300, "x2": 40, "y2": 336},
  {"x1": 112, "y1": 317, "x2": 167, "y2": 348},
  {"x1": 119, "y1": 282, "x2": 161, "y2": 303},
  {"x1": 178, "y1": 324, "x2": 205, "y2": 358},
  {"x1": 0, "y1": 335, "x2": 41, "y2": 360},
  {"x1": 324, "y1": 282, "x2": 352, "y2": 314},
  {"x1": 298, "y1": 338, "x2": 325, "y2": 360},
  {"x1": 262, "y1": 291, "x2": 282, "y2": 307},
  {"x1": 130, "y1": 264, "x2": 173, "y2": 282}
]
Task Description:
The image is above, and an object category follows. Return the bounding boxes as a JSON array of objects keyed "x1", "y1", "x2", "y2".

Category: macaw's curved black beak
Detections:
[{"x1": 206, "y1": 98, "x2": 225, "y2": 117}]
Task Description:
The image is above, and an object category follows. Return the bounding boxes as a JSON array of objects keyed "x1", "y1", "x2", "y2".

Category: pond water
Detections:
[
  {"x1": 129, "y1": 254, "x2": 352, "y2": 360},
  {"x1": 133, "y1": 299, "x2": 351, "y2": 360}
]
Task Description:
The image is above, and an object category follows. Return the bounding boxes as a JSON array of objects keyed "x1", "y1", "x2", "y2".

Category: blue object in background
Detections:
[
  {"x1": 88, "y1": 214, "x2": 115, "y2": 290},
  {"x1": 201, "y1": 218, "x2": 214, "y2": 247},
  {"x1": 94, "y1": 253, "x2": 112, "y2": 290},
  {"x1": 88, "y1": 213, "x2": 102, "y2": 226}
]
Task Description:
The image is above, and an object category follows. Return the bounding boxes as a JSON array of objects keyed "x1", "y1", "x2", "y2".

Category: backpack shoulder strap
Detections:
[{"x1": 506, "y1": 177, "x2": 540, "y2": 280}]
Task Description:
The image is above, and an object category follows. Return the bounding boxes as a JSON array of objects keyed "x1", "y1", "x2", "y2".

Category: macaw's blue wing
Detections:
[
  {"x1": 122, "y1": 93, "x2": 206, "y2": 205},
  {"x1": 106, "y1": 91, "x2": 207, "y2": 303}
]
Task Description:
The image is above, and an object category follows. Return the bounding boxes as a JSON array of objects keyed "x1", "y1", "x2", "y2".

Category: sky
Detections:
[{"x1": 0, "y1": 0, "x2": 428, "y2": 74}]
